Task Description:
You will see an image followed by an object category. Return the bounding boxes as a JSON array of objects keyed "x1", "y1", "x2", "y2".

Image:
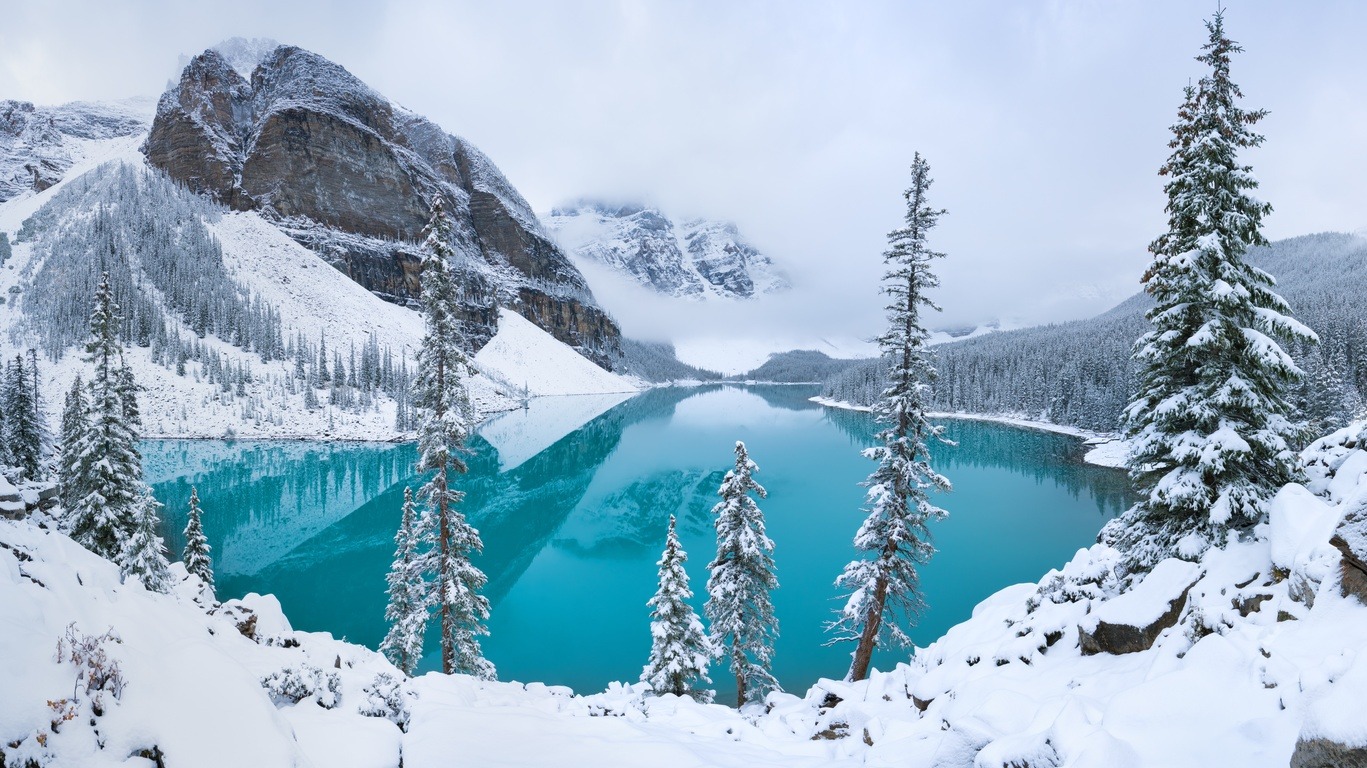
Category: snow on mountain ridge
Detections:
[{"x1": 544, "y1": 201, "x2": 789, "y2": 301}]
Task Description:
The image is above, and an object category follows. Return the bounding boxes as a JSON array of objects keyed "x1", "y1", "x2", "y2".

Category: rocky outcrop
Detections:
[
  {"x1": 1290, "y1": 737, "x2": 1367, "y2": 768},
  {"x1": 1079, "y1": 559, "x2": 1200, "y2": 655},
  {"x1": 543, "y1": 201, "x2": 789, "y2": 300},
  {"x1": 0, "y1": 99, "x2": 148, "y2": 202},
  {"x1": 143, "y1": 44, "x2": 621, "y2": 367}
]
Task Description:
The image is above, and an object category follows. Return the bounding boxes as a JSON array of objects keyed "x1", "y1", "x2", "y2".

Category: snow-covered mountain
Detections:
[
  {"x1": 543, "y1": 201, "x2": 788, "y2": 300},
  {"x1": 0, "y1": 132, "x2": 635, "y2": 441},
  {"x1": 143, "y1": 41, "x2": 621, "y2": 367},
  {"x1": 0, "y1": 98, "x2": 151, "y2": 202}
]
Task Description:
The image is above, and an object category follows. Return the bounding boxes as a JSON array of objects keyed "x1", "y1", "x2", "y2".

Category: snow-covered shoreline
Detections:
[
  {"x1": 7, "y1": 420, "x2": 1367, "y2": 766},
  {"x1": 810, "y1": 396, "x2": 1129, "y2": 469}
]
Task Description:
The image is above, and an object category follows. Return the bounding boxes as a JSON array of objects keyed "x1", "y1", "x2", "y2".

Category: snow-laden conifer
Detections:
[
  {"x1": 66, "y1": 274, "x2": 144, "y2": 561},
  {"x1": 705, "y1": 441, "x2": 779, "y2": 706},
  {"x1": 381, "y1": 487, "x2": 428, "y2": 676},
  {"x1": 642, "y1": 515, "x2": 714, "y2": 703},
  {"x1": 2, "y1": 354, "x2": 43, "y2": 477},
  {"x1": 182, "y1": 486, "x2": 215, "y2": 591},
  {"x1": 120, "y1": 486, "x2": 171, "y2": 592},
  {"x1": 829, "y1": 153, "x2": 951, "y2": 682},
  {"x1": 58, "y1": 376, "x2": 89, "y2": 510},
  {"x1": 1106, "y1": 11, "x2": 1315, "y2": 569},
  {"x1": 413, "y1": 195, "x2": 494, "y2": 679}
]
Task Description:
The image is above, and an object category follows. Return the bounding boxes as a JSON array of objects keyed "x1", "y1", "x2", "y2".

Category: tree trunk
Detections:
[
  {"x1": 849, "y1": 573, "x2": 889, "y2": 682},
  {"x1": 734, "y1": 648, "x2": 747, "y2": 706}
]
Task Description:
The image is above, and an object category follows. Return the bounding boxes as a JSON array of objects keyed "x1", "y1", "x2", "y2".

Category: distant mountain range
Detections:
[{"x1": 543, "y1": 201, "x2": 788, "y2": 300}]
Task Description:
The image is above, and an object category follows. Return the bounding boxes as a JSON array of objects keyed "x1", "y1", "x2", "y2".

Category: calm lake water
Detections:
[{"x1": 145, "y1": 385, "x2": 1131, "y2": 697}]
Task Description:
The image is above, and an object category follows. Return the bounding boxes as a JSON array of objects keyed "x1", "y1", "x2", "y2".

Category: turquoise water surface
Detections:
[{"x1": 146, "y1": 385, "x2": 1131, "y2": 698}]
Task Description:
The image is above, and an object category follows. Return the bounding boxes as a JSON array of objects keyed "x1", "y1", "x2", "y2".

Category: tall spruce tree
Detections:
[
  {"x1": 58, "y1": 376, "x2": 89, "y2": 511},
  {"x1": 66, "y1": 274, "x2": 144, "y2": 560},
  {"x1": 705, "y1": 441, "x2": 779, "y2": 706},
  {"x1": 413, "y1": 195, "x2": 495, "y2": 679},
  {"x1": 381, "y1": 487, "x2": 428, "y2": 675},
  {"x1": 829, "y1": 153, "x2": 951, "y2": 682},
  {"x1": 2, "y1": 354, "x2": 43, "y2": 476},
  {"x1": 182, "y1": 486, "x2": 215, "y2": 591},
  {"x1": 1107, "y1": 11, "x2": 1314, "y2": 569},
  {"x1": 642, "y1": 515, "x2": 714, "y2": 703}
]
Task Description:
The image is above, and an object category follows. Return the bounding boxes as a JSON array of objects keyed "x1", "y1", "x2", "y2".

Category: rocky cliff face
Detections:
[
  {"x1": 543, "y1": 201, "x2": 789, "y2": 300},
  {"x1": 143, "y1": 44, "x2": 621, "y2": 367},
  {"x1": 0, "y1": 99, "x2": 149, "y2": 202}
]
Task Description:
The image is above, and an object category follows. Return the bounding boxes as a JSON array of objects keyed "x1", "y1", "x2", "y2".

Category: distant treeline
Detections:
[{"x1": 822, "y1": 233, "x2": 1367, "y2": 436}]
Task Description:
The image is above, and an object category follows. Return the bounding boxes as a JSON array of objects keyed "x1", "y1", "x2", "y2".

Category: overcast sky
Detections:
[{"x1": 3, "y1": 1, "x2": 1365, "y2": 355}]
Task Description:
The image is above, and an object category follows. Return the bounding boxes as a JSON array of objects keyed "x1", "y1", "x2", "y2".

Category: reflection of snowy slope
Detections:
[
  {"x1": 477, "y1": 392, "x2": 634, "y2": 472},
  {"x1": 145, "y1": 441, "x2": 413, "y2": 578},
  {"x1": 553, "y1": 469, "x2": 720, "y2": 556}
]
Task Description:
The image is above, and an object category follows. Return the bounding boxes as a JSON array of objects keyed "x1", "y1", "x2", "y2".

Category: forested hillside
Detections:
[{"x1": 823, "y1": 232, "x2": 1367, "y2": 433}]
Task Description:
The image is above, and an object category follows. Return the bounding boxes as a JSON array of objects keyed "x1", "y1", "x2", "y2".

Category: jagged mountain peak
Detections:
[
  {"x1": 543, "y1": 200, "x2": 789, "y2": 301},
  {"x1": 211, "y1": 36, "x2": 282, "y2": 80},
  {"x1": 144, "y1": 42, "x2": 620, "y2": 367}
]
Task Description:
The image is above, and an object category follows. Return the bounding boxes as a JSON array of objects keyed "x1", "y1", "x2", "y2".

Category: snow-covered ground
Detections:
[
  {"x1": 5, "y1": 422, "x2": 1367, "y2": 766},
  {"x1": 0, "y1": 137, "x2": 640, "y2": 442},
  {"x1": 810, "y1": 397, "x2": 1130, "y2": 470}
]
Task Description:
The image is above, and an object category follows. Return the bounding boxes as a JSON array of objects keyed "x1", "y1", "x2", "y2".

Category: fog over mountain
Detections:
[{"x1": 3, "y1": 1, "x2": 1365, "y2": 355}]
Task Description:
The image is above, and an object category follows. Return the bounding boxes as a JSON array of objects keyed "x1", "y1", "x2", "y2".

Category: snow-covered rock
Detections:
[{"x1": 544, "y1": 201, "x2": 788, "y2": 300}]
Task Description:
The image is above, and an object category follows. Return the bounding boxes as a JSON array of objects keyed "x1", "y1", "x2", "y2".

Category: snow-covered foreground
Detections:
[{"x1": 5, "y1": 424, "x2": 1367, "y2": 766}]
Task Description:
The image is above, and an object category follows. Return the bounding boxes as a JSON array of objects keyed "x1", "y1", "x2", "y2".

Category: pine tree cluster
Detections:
[{"x1": 61, "y1": 273, "x2": 172, "y2": 591}]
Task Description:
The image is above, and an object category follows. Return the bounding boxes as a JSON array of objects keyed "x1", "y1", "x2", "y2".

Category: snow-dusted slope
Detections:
[
  {"x1": 544, "y1": 202, "x2": 788, "y2": 301},
  {"x1": 474, "y1": 308, "x2": 639, "y2": 398},
  {"x1": 1, "y1": 143, "x2": 639, "y2": 441},
  {"x1": 0, "y1": 98, "x2": 151, "y2": 203}
]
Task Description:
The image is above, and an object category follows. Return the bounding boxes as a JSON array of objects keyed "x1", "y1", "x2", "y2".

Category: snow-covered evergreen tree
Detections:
[
  {"x1": 182, "y1": 486, "x2": 215, "y2": 591},
  {"x1": 120, "y1": 487, "x2": 171, "y2": 592},
  {"x1": 2, "y1": 354, "x2": 43, "y2": 476},
  {"x1": 705, "y1": 441, "x2": 779, "y2": 706},
  {"x1": 381, "y1": 487, "x2": 428, "y2": 676},
  {"x1": 642, "y1": 515, "x2": 714, "y2": 703},
  {"x1": 66, "y1": 274, "x2": 144, "y2": 560},
  {"x1": 413, "y1": 195, "x2": 495, "y2": 679},
  {"x1": 829, "y1": 153, "x2": 951, "y2": 682},
  {"x1": 58, "y1": 376, "x2": 88, "y2": 510},
  {"x1": 1106, "y1": 11, "x2": 1315, "y2": 569}
]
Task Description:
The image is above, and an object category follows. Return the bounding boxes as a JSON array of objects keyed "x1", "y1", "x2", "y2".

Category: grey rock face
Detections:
[
  {"x1": 0, "y1": 99, "x2": 149, "y2": 202},
  {"x1": 143, "y1": 45, "x2": 621, "y2": 367},
  {"x1": 544, "y1": 201, "x2": 789, "y2": 300}
]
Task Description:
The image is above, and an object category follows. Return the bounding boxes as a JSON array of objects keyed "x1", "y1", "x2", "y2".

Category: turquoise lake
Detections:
[{"x1": 144, "y1": 385, "x2": 1132, "y2": 699}]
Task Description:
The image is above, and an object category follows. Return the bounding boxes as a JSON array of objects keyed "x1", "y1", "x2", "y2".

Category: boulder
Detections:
[
  {"x1": 1290, "y1": 737, "x2": 1367, "y2": 768},
  {"x1": 1079, "y1": 559, "x2": 1201, "y2": 655}
]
